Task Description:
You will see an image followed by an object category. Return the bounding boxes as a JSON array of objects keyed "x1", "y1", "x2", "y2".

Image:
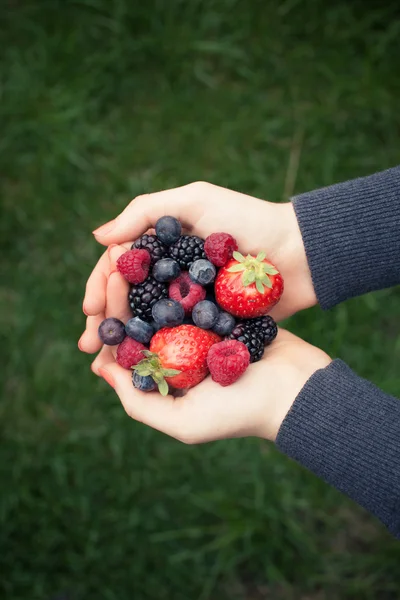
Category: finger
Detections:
[
  {"x1": 83, "y1": 242, "x2": 132, "y2": 316},
  {"x1": 105, "y1": 270, "x2": 131, "y2": 322},
  {"x1": 99, "y1": 361, "x2": 186, "y2": 438},
  {"x1": 92, "y1": 183, "x2": 207, "y2": 246},
  {"x1": 91, "y1": 345, "x2": 115, "y2": 375},
  {"x1": 83, "y1": 249, "x2": 110, "y2": 316},
  {"x1": 78, "y1": 314, "x2": 104, "y2": 354}
]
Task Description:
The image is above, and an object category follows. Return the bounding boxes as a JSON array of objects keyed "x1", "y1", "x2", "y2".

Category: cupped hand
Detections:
[
  {"x1": 91, "y1": 326, "x2": 331, "y2": 443},
  {"x1": 79, "y1": 182, "x2": 317, "y2": 353}
]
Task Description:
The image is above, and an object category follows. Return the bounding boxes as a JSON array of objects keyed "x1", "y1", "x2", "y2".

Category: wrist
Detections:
[
  {"x1": 281, "y1": 201, "x2": 317, "y2": 311},
  {"x1": 254, "y1": 331, "x2": 332, "y2": 442}
]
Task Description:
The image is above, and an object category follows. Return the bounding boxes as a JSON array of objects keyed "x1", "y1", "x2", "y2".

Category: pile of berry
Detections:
[{"x1": 98, "y1": 216, "x2": 283, "y2": 395}]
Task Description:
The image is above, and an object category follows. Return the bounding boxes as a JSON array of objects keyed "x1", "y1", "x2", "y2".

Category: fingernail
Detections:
[
  {"x1": 93, "y1": 219, "x2": 116, "y2": 237},
  {"x1": 82, "y1": 302, "x2": 89, "y2": 316},
  {"x1": 99, "y1": 368, "x2": 115, "y2": 389}
]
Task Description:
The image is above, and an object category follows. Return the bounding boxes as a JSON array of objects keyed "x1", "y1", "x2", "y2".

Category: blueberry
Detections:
[
  {"x1": 155, "y1": 216, "x2": 182, "y2": 245},
  {"x1": 98, "y1": 317, "x2": 126, "y2": 345},
  {"x1": 192, "y1": 300, "x2": 219, "y2": 330},
  {"x1": 132, "y1": 371, "x2": 157, "y2": 392},
  {"x1": 213, "y1": 311, "x2": 236, "y2": 336},
  {"x1": 152, "y1": 258, "x2": 181, "y2": 282},
  {"x1": 125, "y1": 317, "x2": 154, "y2": 344},
  {"x1": 152, "y1": 299, "x2": 185, "y2": 328},
  {"x1": 189, "y1": 259, "x2": 216, "y2": 286},
  {"x1": 150, "y1": 319, "x2": 163, "y2": 332}
]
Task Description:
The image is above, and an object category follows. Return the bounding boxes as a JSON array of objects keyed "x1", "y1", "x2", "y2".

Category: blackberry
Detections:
[
  {"x1": 169, "y1": 235, "x2": 206, "y2": 269},
  {"x1": 228, "y1": 324, "x2": 264, "y2": 363},
  {"x1": 245, "y1": 315, "x2": 278, "y2": 346},
  {"x1": 227, "y1": 316, "x2": 278, "y2": 363},
  {"x1": 128, "y1": 276, "x2": 168, "y2": 321},
  {"x1": 132, "y1": 234, "x2": 168, "y2": 265}
]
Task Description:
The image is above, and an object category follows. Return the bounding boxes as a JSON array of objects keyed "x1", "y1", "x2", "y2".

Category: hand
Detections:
[
  {"x1": 79, "y1": 182, "x2": 317, "y2": 353},
  {"x1": 91, "y1": 327, "x2": 331, "y2": 443}
]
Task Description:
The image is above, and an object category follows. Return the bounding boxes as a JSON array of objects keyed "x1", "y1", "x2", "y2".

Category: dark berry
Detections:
[
  {"x1": 169, "y1": 271, "x2": 206, "y2": 314},
  {"x1": 192, "y1": 300, "x2": 219, "y2": 330},
  {"x1": 153, "y1": 258, "x2": 181, "y2": 282},
  {"x1": 132, "y1": 371, "x2": 157, "y2": 392},
  {"x1": 213, "y1": 311, "x2": 236, "y2": 336},
  {"x1": 150, "y1": 319, "x2": 163, "y2": 332},
  {"x1": 169, "y1": 235, "x2": 206, "y2": 269},
  {"x1": 132, "y1": 234, "x2": 168, "y2": 265},
  {"x1": 98, "y1": 317, "x2": 126, "y2": 345},
  {"x1": 152, "y1": 299, "x2": 185, "y2": 328},
  {"x1": 125, "y1": 317, "x2": 154, "y2": 344},
  {"x1": 189, "y1": 259, "x2": 216, "y2": 286},
  {"x1": 236, "y1": 316, "x2": 278, "y2": 346},
  {"x1": 128, "y1": 276, "x2": 168, "y2": 321},
  {"x1": 228, "y1": 324, "x2": 265, "y2": 363},
  {"x1": 251, "y1": 315, "x2": 278, "y2": 346},
  {"x1": 155, "y1": 216, "x2": 182, "y2": 245}
]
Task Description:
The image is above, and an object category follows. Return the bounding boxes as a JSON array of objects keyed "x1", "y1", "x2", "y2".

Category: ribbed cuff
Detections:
[
  {"x1": 292, "y1": 166, "x2": 400, "y2": 309},
  {"x1": 276, "y1": 360, "x2": 400, "y2": 537}
]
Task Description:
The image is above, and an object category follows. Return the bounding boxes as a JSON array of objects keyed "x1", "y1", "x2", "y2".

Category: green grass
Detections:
[{"x1": 2, "y1": 1, "x2": 400, "y2": 598}]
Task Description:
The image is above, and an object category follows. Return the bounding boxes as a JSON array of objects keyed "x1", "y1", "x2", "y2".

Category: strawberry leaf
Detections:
[
  {"x1": 263, "y1": 265, "x2": 279, "y2": 275},
  {"x1": 157, "y1": 379, "x2": 169, "y2": 396},
  {"x1": 232, "y1": 251, "x2": 245, "y2": 263},
  {"x1": 134, "y1": 360, "x2": 150, "y2": 373},
  {"x1": 242, "y1": 271, "x2": 256, "y2": 286},
  {"x1": 256, "y1": 251, "x2": 266, "y2": 261},
  {"x1": 134, "y1": 367, "x2": 152, "y2": 376},
  {"x1": 162, "y1": 368, "x2": 181, "y2": 377},
  {"x1": 227, "y1": 264, "x2": 246, "y2": 273},
  {"x1": 256, "y1": 280, "x2": 265, "y2": 294},
  {"x1": 142, "y1": 350, "x2": 155, "y2": 358},
  {"x1": 262, "y1": 276, "x2": 273, "y2": 288}
]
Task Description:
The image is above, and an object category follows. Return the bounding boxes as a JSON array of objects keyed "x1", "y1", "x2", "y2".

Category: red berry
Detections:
[
  {"x1": 117, "y1": 249, "x2": 150, "y2": 284},
  {"x1": 215, "y1": 252, "x2": 284, "y2": 318},
  {"x1": 116, "y1": 337, "x2": 147, "y2": 369},
  {"x1": 204, "y1": 233, "x2": 238, "y2": 267},
  {"x1": 149, "y1": 325, "x2": 220, "y2": 389},
  {"x1": 207, "y1": 340, "x2": 250, "y2": 386},
  {"x1": 169, "y1": 272, "x2": 206, "y2": 314}
]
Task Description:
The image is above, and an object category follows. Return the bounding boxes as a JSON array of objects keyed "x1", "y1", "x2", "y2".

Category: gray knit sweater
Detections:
[{"x1": 276, "y1": 166, "x2": 400, "y2": 538}]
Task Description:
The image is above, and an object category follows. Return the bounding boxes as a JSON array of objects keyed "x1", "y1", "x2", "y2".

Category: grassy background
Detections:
[{"x1": 2, "y1": 0, "x2": 400, "y2": 598}]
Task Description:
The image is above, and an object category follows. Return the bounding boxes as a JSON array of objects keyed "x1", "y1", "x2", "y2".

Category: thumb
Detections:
[{"x1": 92, "y1": 183, "x2": 206, "y2": 246}]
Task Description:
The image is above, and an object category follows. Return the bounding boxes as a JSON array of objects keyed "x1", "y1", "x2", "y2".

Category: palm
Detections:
[{"x1": 93, "y1": 330, "x2": 330, "y2": 443}]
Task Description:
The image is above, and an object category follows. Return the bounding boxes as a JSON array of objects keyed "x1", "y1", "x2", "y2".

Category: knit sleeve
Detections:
[
  {"x1": 276, "y1": 360, "x2": 400, "y2": 537},
  {"x1": 292, "y1": 166, "x2": 400, "y2": 309}
]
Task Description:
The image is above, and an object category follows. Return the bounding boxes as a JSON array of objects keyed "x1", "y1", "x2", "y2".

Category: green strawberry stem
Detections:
[
  {"x1": 133, "y1": 351, "x2": 181, "y2": 396},
  {"x1": 229, "y1": 251, "x2": 279, "y2": 293}
]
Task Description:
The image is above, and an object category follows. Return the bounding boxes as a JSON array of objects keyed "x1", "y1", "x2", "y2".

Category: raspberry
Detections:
[
  {"x1": 116, "y1": 337, "x2": 147, "y2": 370},
  {"x1": 169, "y1": 272, "x2": 206, "y2": 314},
  {"x1": 204, "y1": 233, "x2": 238, "y2": 267},
  {"x1": 117, "y1": 249, "x2": 150, "y2": 284},
  {"x1": 207, "y1": 340, "x2": 250, "y2": 386}
]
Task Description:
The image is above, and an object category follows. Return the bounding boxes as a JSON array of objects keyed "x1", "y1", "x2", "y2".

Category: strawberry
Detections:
[
  {"x1": 133, "y1": 325, "x2": 220, "y2": 395},
  {"x1": 215, "y1": 251, "x2": 283, "y2": 318}
]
